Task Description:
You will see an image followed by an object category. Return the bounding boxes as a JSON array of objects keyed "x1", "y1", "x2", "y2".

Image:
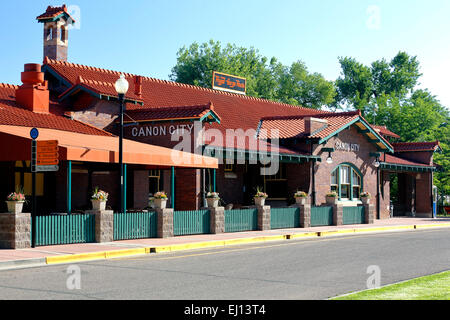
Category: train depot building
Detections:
[{"x1": 0, "y1": 5, "x2": 442, "y2": 222}]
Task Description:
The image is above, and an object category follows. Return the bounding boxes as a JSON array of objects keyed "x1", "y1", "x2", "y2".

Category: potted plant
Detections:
[
  {"x1": 254, "y1": 187, "x2": 268, "y2": 206},
  {"x1": 154, "y1": 191, "x2": 168, "y2": 209},
  {"x1": 91, "y1": 187, "x2": 108, "y2": 211},
  {"x1": 360, "y1": 191, "x2": 371, "y2": 204},
  {"x1": 294, "y1": 191, "x2": 308, "y2": 205},
  {"x1": 326, "y1": 191, "x2": 338, "y2": 205},
  {"x1": 206, "y1": 191, "x2": 220, "y2": 208},
  {"x1": 6, "y1": 187, "x2": 26, "y2": 214}
]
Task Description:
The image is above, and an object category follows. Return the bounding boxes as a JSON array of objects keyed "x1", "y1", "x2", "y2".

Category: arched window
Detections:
[{"x1": 330, "y1": 163, "x2": 363, "y2": 200}]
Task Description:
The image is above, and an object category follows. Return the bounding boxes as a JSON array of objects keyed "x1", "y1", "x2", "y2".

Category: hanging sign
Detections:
[
  {"x1": 32, "y1": 140, "x2": 59, "y2": 172},
  {"x1": 212, "y1": 71, "x2": 246, "y2": 95}
]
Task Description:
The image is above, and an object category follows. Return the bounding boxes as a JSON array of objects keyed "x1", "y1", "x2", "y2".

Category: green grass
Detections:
[{"x1": 333, "y1": 271, "x2": 450, "y2": 300}]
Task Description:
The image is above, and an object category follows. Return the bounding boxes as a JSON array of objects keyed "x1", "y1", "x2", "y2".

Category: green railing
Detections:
[
  {"x1": 270, "y1": 207, "x2": 300, "y2": 229},
  {"x1": 311, "y1": 206, "x2": 333, "y2": 227},
  {"x1": 343, "y1": 206, "x2": 365, "y2": 225},
  {"x1": 173, "y1": 210, "x2": 210, "y2": 236},
  {"x1": 33, "y1": 214, "x2": 96, "y2": 246},
  {"x1": 225, "y1": 208, "x2": 258, "y2": 233},
  {"x1": 114, "y1": 211, "x2": 157, "y2": 240}
]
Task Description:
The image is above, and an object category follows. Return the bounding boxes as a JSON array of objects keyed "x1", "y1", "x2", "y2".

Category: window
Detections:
[
  {"x1": 224, "y1": 163, "x2": 234, "y2": 172},
  {"x1": 330, "y1": 164, "x2": 362, "y2": 200},
  {"x1": 15, "y1": 161, "x2": 44, "y2": 196},
  {"x1": 149, "y1": 170, "x2": 162, "y2": 195}
]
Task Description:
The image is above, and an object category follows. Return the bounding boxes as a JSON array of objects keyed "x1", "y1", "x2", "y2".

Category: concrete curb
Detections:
[{"x1": 1, "y1": 223, "x2": 449, "y2": 270}]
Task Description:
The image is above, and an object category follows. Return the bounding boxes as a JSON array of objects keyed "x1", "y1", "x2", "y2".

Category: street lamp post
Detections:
[{"x1": 115, "y1": 74, "x2": 129, "y2": 214}]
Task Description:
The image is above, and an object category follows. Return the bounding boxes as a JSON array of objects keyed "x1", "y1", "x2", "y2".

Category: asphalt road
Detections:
[{"x1": 0, "y1": 228, "x2": 449, "y2": 300}]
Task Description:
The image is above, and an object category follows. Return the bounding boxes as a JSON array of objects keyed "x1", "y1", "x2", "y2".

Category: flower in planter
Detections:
[
  {"x1": 91, "y1": 187, "x2": 108, "y2": 201},
  {"x1": 326, "y1": 191, "x2": 338, "y2": 198},
  {"x1": 154, "y1": 191, "x2": 168, "y2": 199},
  {"x1": 294, "y1": 191, "x2": 308, "y2": 198},
  {"x1": 206, "y1": 192, "x2": 220, "y2": 199},
  {"x1": 360, "y1": 192, "x2": 371, "y2": 198},
  {"x1": 254, "y1": 191, "x2": 268, "y2": 198},
  {"x1": 7, "y1": 191, "x2": 26, "y2": 202}
]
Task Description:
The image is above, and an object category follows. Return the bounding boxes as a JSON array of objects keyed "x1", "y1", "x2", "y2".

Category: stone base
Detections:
[
  {"x1": 333, "y1": 204, "x2": 344, "y2": 226},
  {"x1": 210, "y1": 207, "x2": 225, "y2": 234},
  {"x1": 86, "y1": 210, "x2": 113, "y2": 243},
  {"x1": 363, "y1": 204, "x2": 375, "y2": 224},
  {"x1": 257, "y1": 205, "x2": 271, "y2": 231},
  {"x1": 157, "y1": 208, "x2": 174, "y2": 238},
  {"x1": 0, "y1": 212, "x2": 31, "y2": 249},
  {"x1": 298, "y1": 204, "x2": 311, "y2": 228}
]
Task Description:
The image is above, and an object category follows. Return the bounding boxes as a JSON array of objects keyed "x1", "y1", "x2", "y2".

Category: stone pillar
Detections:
[
  {"x1": 363, "y1": 204, "x2": 375, "y2": 224},
  {"x1": 157, "y1": 208, "x2": 174, "y2": 238},
  {"x1": 298, "y1": 204, "x2": 311, "y2": 228},
  {"x1": 86, "y1": 210, "x2": 114, "y2": 243},
  {"x1": 0, "y1": 213, "x2": 31, "y2": 249},
  {"x1": 332, "y1": 203, "x2": 344, "y2": 226},
  {"x1": 257, "y1": 205, "x2": 271, "y2": 231},
  {"x1": 210, "y1": 207, "x2": 225, "y2": 234}
]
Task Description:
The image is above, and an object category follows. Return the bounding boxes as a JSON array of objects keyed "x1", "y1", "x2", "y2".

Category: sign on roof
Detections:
[{"x1": 212, "y1": 71, "x2": 246, "y2": 95}]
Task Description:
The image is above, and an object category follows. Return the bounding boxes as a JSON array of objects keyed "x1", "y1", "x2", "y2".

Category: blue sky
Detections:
[{"x1": 1, "y1": 0, "x2": 450, "y2": 108}]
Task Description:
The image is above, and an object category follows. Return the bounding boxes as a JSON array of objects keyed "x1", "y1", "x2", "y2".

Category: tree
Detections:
[
  {"x1": 334, "y1": 51, "x2": 422, "y2": 115},
  {"x1": 170, "y1": 40, "x2": 336, "y2": 109}
]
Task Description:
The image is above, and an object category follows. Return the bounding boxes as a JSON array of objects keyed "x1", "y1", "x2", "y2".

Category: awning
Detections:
[
  {"x1": 0, "y1": 125, "x2": 218, "y2": 169},
  {"x1": 380, "y1": 154, "x2": 436, "y2": 173}
]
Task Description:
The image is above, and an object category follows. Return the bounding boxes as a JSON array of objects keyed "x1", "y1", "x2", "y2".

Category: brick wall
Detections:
[{"x1": 175, "y1": 169, "x2": 201, "y2": 210}]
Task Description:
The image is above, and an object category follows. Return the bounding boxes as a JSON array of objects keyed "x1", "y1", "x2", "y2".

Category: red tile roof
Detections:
[
  {"x1": 383, "y1": 154, "x2": 434, "y2": 167},
  {"x1": 0, "y1": 83, "x2": 112, "y2": 136},
  {"x1": 123, "y1": 102, "x2": 219, "y2": 123},
  {"x1": 393, "y1": 141, "x2": 441, "y2": 152},
  {"x1": 43, "y1": 58, "x2": 325, "y2": 136},
  {"x1": 258, "y1": 111, "x2": 361, "y2": 139},
  {"x1": 36, "y1": 4, "x2": 75, "y2": 22},
  {"x1": 371, "y1": 125, "x2": 400, "y2": 139}
]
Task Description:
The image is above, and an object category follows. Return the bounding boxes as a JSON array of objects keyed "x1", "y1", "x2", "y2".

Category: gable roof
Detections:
[
  {"x1": 43, "y1": 58, "x2": 325, "y2": 135},
  {"x1": 257, "y1": 111, "x2": 394, "y2": 152},
  {"x1": 36, "y1": 4, "x2": 75, "y2": 23},
  {"x1": 393, "y1": 141, "x2": 442, "y2": 153},
  {"x1": 123, "y1": 102, "x2": 221, "y2": 124},
  {"x1": 0, "y1": 83, "x2": 112, "y2": 136},
  {"x1": 371, "y1": 125, "x2": 400, "y2": 139}
]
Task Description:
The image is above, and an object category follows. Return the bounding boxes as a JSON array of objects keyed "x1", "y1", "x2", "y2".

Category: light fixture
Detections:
[
  {"x1": 374, "y1": 159, "x2": 380, "y2": 168},
  {"x1": 115, "y1": 74, "x2": 129, "y2": 215},
  {"x1": 114, "y1": 74, "x2": 129, "y2": 95},
  {"x1": 322, "y1": 148, "x2": 334, "y2": 164}
]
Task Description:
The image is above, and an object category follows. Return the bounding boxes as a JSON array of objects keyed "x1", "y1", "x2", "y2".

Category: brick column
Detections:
[
  {"x1": 298, "y1": 204, "x2": 311, "y2": 228},
  {"x1": 257, "y1": 205, "x2": 271, "y2": 231},
  {"x1": 86, "y1": 210, "x2": 114, "y2": 243},
  {"x1": 363, "y1": 204, "x2": 375, "y2": 224},
  {"x1": 210, "y1": 207, "x2": 225, "y2": 234},
  {"x1": 0, "y1": 213, "x2": 31, "y2": 249},
  {"x1": 157, "y1": 208, "x2": 174, "y2": 238},
  {"x1": 332, "y1": 203, "x2": 344, "y2": 226}
]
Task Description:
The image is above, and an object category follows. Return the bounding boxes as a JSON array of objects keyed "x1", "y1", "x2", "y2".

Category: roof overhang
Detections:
[
  {"x1": 0, "y1": 125, "x2": 217, "y2": 169},
  {"x1": 380, "y1": 162, "x2": 437, "y2": 173}
]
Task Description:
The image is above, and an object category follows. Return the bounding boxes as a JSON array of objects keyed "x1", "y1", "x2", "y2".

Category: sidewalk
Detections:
[{"x1": 1, "y1": 217, "x2": 449, "y2": 270}]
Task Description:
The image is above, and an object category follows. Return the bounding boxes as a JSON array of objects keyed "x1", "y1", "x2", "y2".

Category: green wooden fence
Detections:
[
  {"x1": 33, "y1": 214, "x2": 96, "y2": 246},
  {"x1": 343, "y1": 206, "x2": 365, "y2": 225},
  {"x1": 270, "y1": 207, "x2": 300, "y2": 229},
  {"x1": 173, "y1": 210, "x2": 210, "y2": 236},
  {"x1": 114, "y1": 211, "x2": 157, "y2": 240},
  {"x1": 225, "y1": 208, "x2": 258, "y2": 233},
  {"x1": 311, "y1": 206, "x2": 334, "y2": 227}
]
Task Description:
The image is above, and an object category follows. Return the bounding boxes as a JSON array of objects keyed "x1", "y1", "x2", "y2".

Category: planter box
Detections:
[
  {"x1": 206, "y1": 198, "x2": 219, "y2": 208},
  {"x1": 295, "y1": 197, "x2": 307, "y2": 205},
  {"x1": 361, "y1": 197, "x2": 370, "y2": 205},
  {"x1": 91, "y1": 200, "x2": 106, "y2": 211},
  {"x1": 326, "y1": 196, "x2": 338, "y2": 205},
  {"x1": 254, "y1": 197, "x2": 266, "y2": 206},
  {"x1": 6, "y1": 201, "x2": 24, "y2": 214},
  {"x1": 155, "y1": 198, "x2": 168, "y2": 209}
]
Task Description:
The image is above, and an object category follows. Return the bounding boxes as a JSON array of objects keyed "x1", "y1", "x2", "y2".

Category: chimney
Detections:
[
  {"x1": 134, "y1": 75, "x2": 142, "y2": 97},
  {"x1": 305, "y1": 117, "x2": 328, "y2": 136},
  {"x1": 15, "y1": 64, "x2": 50, "y2": 113}
]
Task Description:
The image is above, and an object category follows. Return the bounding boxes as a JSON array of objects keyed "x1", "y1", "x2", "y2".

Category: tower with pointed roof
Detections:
[{"x1": 36, "y1": 5, "x2": 75, "y2": 62}]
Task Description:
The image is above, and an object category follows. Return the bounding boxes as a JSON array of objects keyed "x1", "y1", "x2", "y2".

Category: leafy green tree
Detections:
[{"x1": 170, "y1": 40, "x2": 335, "y2": 109}]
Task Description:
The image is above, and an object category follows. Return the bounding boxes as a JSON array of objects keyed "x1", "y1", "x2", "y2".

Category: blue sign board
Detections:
[{"x1": 30, "y1": 128, "x2": 39, "y2": 140}]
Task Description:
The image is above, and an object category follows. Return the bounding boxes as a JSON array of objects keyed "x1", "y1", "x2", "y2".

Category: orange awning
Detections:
[{"x1": 0, "y1": 125, "x2": 218, "y2": 169}]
